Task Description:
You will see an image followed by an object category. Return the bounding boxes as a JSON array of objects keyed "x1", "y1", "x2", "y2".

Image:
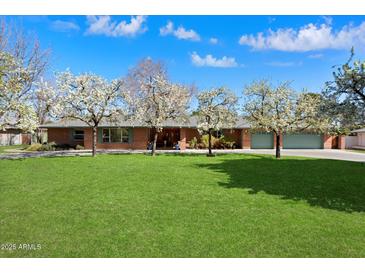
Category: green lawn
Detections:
[
  {"x1": 0, "y1": 144, "x2": 28, "y2": 154},
  {"x1": 1, "y1": 154, "x2": 365, "y2": 258}
]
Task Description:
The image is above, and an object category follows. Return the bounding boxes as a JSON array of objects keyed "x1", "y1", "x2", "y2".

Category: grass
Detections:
[
  {"x1": 0, "y1": 154, "x2": 365, "y2": 258},
  {"x1": 0, "y1": 144, "x2": 28, "y2": 154}
]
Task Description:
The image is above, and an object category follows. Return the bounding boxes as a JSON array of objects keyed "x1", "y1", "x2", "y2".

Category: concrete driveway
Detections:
[
  {"x1": 239, "y1": 149, "x2": 365, "y2": 162},
  {"x1": 182, "y1": 149, "x2": 365, "y2": 162}
]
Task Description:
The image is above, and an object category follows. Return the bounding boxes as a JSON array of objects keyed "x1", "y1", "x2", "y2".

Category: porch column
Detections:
[
  {"x1": 241, "y1": 129, "x2": 251, "y2": 149},
  {"x1": 179, "y1": 128, "x2": 186, "y2": 150}
]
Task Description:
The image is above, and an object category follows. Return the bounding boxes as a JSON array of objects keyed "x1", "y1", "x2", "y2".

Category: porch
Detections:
[{"x1": 149, "y1": 128, "x2": 181, "y2": 149}]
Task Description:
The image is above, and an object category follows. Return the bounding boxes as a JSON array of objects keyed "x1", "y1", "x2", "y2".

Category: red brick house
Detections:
[{"x1": 40, "y1": 117, "x2": 343, "y2": 150}]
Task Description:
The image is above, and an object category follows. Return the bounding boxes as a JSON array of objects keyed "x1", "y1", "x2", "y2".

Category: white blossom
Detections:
[
  {"x1": 55, "y1": 70, "x2": 124, "y2": 156},
  {"x1": 0, "y1": 51, "x2": 38, "y2": 132},
  {"x1": 243, "y1": 80, "x2": 329, "y2": 158},
  {"x1": 196, "y1": 87, "x2": 238, "y2": 154},
  {"x1": 324, "y1": 49, "x2": 365, "y2": 133},
  {"x1": 196, "y1": 87, "x2": 238, "y2": 132},
  {"x1": 124, "y1": 74, "x2": 190, "y2": 130},
  {"x1": 123, "y1": 59, "x2": 191, "y2": 155}
]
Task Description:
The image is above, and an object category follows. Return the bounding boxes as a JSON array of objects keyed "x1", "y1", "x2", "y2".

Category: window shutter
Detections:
[
  {"x1": 128, "y1": 128, "x2": 134, "y2": 144},
  {"x1": 97, "y1": 128, "x2": 103, "y2": 143}
]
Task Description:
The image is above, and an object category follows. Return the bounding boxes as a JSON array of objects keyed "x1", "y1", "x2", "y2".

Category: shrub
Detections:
[
  {"x1": 201, "y1": 134, "x2": 219, "y2": 149},
  {"x1": 220, "y1": 136, "x2": 236, "y2": 149},
  {"x1": 188, "y1": 137, "x2": 198, "y2": 149},
  {"x1": 26, "y1": 143, "x2": 43, "y2": 151},
  {"x1": 55, "y1": 143, "x2": 74, "y2": 150},
  {"x1": 197, "y1": 142, "x2": 205, "y2": 149},
  {"x1": 75, "y1": 145, "x2": 85, "y2": 150},
  {"x1": 27, "y1": 142, "x2": 57, "y2": 151},
  {"x1": 38, "y1": 142, "x2": 57, "y2": 151},
  {"x1": 198, "y1": 135, "x2": 237, "y2": 149}
]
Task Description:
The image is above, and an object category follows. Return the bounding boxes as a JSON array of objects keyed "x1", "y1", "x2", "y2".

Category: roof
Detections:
[
  {"x1": 352, "y1": 128, "x2": 365, "y2": 133},
  {"x1": 40, "y1": 116, "x2": 250, "y2": 129}
]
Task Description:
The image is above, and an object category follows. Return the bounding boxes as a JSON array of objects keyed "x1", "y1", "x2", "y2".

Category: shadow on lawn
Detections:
[{"x1": 197, "y1": 155, "x2": 365, "y2": 213}]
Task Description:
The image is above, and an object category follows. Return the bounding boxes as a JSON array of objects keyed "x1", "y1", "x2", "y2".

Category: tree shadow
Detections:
[{"x1": 197, "y1": 155, "x2": 365, "y2": 213}]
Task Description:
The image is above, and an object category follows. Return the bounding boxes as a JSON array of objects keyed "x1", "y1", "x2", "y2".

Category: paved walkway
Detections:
[
  {"x1": 0, "y1": 149, "x2": 365, "y2": 163},
  {"x1": 1, "y1": 148, "x2": 365, "y2": 162}
]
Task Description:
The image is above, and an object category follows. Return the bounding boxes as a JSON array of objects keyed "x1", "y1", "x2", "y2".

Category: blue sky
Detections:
[{"x1": 7, "y1": 15, "x2": 365, "y2": 96}]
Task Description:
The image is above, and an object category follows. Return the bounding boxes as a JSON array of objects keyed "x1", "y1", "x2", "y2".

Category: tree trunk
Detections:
[
  {"x1": 208, "y1": 129, "x2": 213, "y2": 156},
  {"x1": 152, "y1": 130, "x2": 158, "y2": 156},
  {"x1": 36, "y1": 128, "x2": 42, "y2": 143},
  {"x1": 275, "y1": 132, "x2": 281, "y2": 159},
  {"x1": 92, "y1": 126, "x2": 97, "y2": 157}
]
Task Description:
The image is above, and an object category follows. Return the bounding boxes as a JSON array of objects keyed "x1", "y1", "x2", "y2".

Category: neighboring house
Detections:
[
  {"x1": 40, "y1": 117, "x2": 344, "y2": 150},
  {"x1": 0, "y1": 127, "x2": 32, "y2": 146},
  {"x1": 347, "y1": 128, "x2": 365, "y2": 150}
]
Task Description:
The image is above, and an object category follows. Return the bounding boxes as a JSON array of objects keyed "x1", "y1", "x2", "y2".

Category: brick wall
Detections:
[
  {"x1": 184, "y1": 128, "x2": 200, "y2": 148},
  {"x1": 179, "y1": 128, "x2": 187, "y2": 150},
  {"x1": 21, "y1": 133, "x2": 31, "y2": 145},
  {"x1": 338, "y1": 135, "x2": 346, "y2": 149},
  {"x1": 48, "y1": 127, "x2": 339, "y2": 150},
  {"x1": 83, "y1": 128, "x2": 92, "y2": 149},
  {"x1": 48, "y1": 128, "x2": 83, "y2": 146},
  {"x1": 241, "y1": 129, "x2": 251, "y2": 149},
  {"x1": 323, "y1": 134, "x2": 333, "y2": 149},
  {"x1": 84, "y1": 127, "x2": 149, "y2": 150},
  {"x1": 133, "y1": 128, "x2": 150, "y2": 149},
  {"x1": 222, "y1": 129, "x2": 241, "y2": 148},
  {"x1": 324, "y1": 135, "x2": 345, "y2": 149}
]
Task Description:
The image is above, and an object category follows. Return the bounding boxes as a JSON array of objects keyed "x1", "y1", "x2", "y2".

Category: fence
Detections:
[{"x1": 345, "y1": 136, "x2": 358, "y2": 149}]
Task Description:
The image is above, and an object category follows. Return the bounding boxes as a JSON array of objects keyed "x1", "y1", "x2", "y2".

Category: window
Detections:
[
  {"x1": 213, "y1": 130, "x2": 223, "y2": 138},
  {"x1": 102, "y1": 128, "x2": 129, "y2": 143},
  {"x1": 73, "y1": 130, "x2": 84, "y2": 140},
  {"x1": 102, "y1": 129, "x2": 110, "y2": 143},
  {"x1": 121, "y1": 128, "x2": 129, "y2": 143}
]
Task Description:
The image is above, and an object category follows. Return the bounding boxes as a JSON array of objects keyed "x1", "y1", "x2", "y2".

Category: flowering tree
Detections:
[
  {"x1": 55, "y1": 71, "x2": 123, "y2": 156},
  {"x1": 323, "y1": 48, "x2": 365, "y2": 131},
  {"x1": 123, "y1": 58, "x2": 191, "y2": 156},
  {"x1": 196, "y1": 87, "x2": 238, "y2": 156},
  {"x1": 31, "y1": 79, "x2": 57, "y2": 142},
  {"x1": 0, "y1": 51, "x2": 38, "y2": 131},
  {"x1": 0, "y1": 20, "x2": 49, "y2": 132},
  {"x1": 243, "y1": 80, "x2": 328, "y2": 158}
]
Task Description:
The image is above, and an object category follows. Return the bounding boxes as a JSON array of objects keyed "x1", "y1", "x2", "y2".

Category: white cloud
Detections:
[
  {"x1": 209, "y1": 37, "x2": 218, "y2": 44},
  {"x1": 190, "y1": 52, "x2": 238, "y2": 68},
  {"x1": 159, "y1": 21, "x2": 174, "y2": 36},
  {"x1": 51, "y1": 20, "x2": 80, "y2": 32},
  {"x1": 160, "y1": 21, "x2": 200, "y2": 41},
  {"x1": 322, "y1": 16, "x2": 333, "y2": 25},
  {"x1": 85, "y1": 15, "x2": 147, "y2": 37},
  {"x1": 238, "y1": 21, "x2": 365, "y2": 52},
  {"x1": 265, "y1": 61, "x2": 302, "y2": 67},
  {"x1": 308, "y1": 53, "x2": 324, "y2": 59}
]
